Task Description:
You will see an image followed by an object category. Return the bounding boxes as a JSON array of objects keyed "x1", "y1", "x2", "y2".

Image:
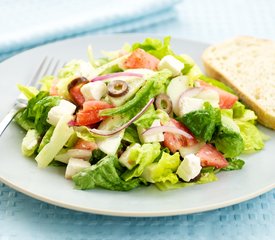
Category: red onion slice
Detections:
[
  {"x1": 142, "y1": 125, "x2": 193, "y2": 139},
  {"x1": 89, "y1": 98, "x2": 154, "y2": 136},
  {"x1": 179, "y1": 87, "x2": 205, "y2": 99},
  {"x1": 91, "y1": 72, "x2": 143, "y2": 82}
]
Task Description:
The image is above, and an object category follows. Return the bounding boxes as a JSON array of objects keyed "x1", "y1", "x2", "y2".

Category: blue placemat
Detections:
[
  {"x1": 0, "y1": 0, "x2": 180, "y2": 62},
  {"x1": 0, "y1": 0, "x2": 275, "y2": 239},
  {"x1": 0, "y1": 183, "x2": 274, "y2": 240}
]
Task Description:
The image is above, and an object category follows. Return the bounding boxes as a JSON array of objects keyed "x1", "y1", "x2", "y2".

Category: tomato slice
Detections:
[
  {"x1": 74, "y1": 139, "x2": 98, "y2": 151},
  {"x1": 196, "y1": 143, "x2": 228, "y2": 168},
  {"x1": 123, "y1": 48, "x2": 160, "y2": 70},
  {"x1": 76, "y1": 100, "x2": 113, "y2": 126},
  {"x1": 163, "y1": 119, "x2": 197, "y2": 153},
  {"x1": 198, "y1": 80, "x2": 238, "y2": 109}
]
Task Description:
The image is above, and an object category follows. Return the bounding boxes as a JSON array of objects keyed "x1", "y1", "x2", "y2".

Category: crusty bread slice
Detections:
[{"x1": 202, "y1": 36, "x2": 275, "y2": 129}]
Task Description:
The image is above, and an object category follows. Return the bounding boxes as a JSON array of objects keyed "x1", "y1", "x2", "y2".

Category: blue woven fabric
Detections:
[
  {"x1": 0, "y1": 0, "x2": 275, "y2": 239},
  {"x1": 0, "y1": 0, "x2": 179, "y2": 62}
]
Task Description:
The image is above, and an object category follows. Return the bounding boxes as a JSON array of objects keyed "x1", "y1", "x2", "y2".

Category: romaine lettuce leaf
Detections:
[
  {"x1": 17, "y1": 84, "x2": 39, "y2": 100},
  {"x1": 15, "y1": 91, "x2": 60, "y2": 134},
  {"x1": 123, "y1": 125, "x2": 140, "y2": 144},
  {"x1": 199, "y1": 75, "x2": 235, "y2": 94},
  {"x1": 21, "y1": 129, "x2": 40, "y2": 156},
  {"x1": 38, "y1": 126, "x2": 54, "y2": 152},
  {"x1": 222, "y1": 158, "x2": 245, "y2": 171},
  {"x1": 177, "y1": 102, "x2": 221, "y2": 141},
  {"x1": 155, "y1": 172, "x2": 217, "y2": 191},
  {"x1": 213, "y1": 125, "x2": 244, "y2": 158},
  {"x1": 39, "y1": 75, "x2": 55, "y2": 92},
  {"x1": 235, "y1": 120, "x2": 264, "y2": 153},
  {"x1": 73, "y1": 155, "x2": 141, "y2": 191},
  {"x1": 141, "y1": 152, "x2": 180, "y2": 184},
  {"x1": 232, "y1": 101, "x2": 245, "y2": 118},
  {"x1": 122, "y1": 142, "x2": 161, "y2": 181}
]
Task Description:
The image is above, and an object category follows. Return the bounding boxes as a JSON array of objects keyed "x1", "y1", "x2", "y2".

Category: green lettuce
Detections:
[
  {"x1": 74, "y1": 126, "x2": 96, "y2": 142},
  {"x1": 213, "y1": 125, "x2": 244, "y2": 158},
  {"x1": 155, "y1": 172, "x2": 217, "y2": 191},
  {"x1": 141, "y1": 152, "x2": 180, "y2": 184},
  {"x1": 235, "y1": 120, "x2": 264, "y2": 153},
  {"x1": 123, "y1": 125, "x2": 140, "y2": 144},
  {"x1": 38, "y1": 126, "x2": 54, "y2": 152},
  {"x1": 21, "y1": 129, "x2": 40, "y2": 156},
  {"x1": 178, "y1": 103, "x2": 221, "y2": 141},
  {"x1": 199, "y1": 75, "x2": 235, "y2": 94},
  {"x1": 73, "y1": 155, "x2": 141, "y2": 191},
  {"x1": 232, "y1": 101, "x2": 246, "y2": 118},
  {"x1": 15, "y1": 91, "x2": 60, "y2": 134},
  {"x1": 17, "y1": 84, "x2": 39, "y2": 100},
  {"x1": 39, "y1": 75, "x2": 55, "y2": 92},
  {"x1": 222, "y1": 158, "x2": 245, "y2": 171},
  {"x1": 122, "y1": 142, "x2": 161, "y2": 181}
]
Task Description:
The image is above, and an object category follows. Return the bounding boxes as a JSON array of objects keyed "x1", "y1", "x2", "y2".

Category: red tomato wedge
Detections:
[
  {"x1": 123, "y1": 48, "x2": 160, "y2": 70},
  {"x1": 74, "y1": 139, "x2": 98, "y2": 151},
  {"x1": 163, "y1": 119, "x2": 197, "y2": 153},
  {"x1": 198, "y1": 80, "x2": 238, "y2": 109},
  {"x1": 196, "y1": 143, "x2": 228, "y2": 168},
  {"x1": 76, "y1": 100, "x2": 113, "y2": 126}
]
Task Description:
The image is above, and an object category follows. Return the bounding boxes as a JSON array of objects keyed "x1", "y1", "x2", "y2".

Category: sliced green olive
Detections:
[
  {"x1": 154, "y1": 93, "x2": 173, "y2": 114},
  {"x1": 108, "y1": 80, "x2": 129, "y2": 97}
]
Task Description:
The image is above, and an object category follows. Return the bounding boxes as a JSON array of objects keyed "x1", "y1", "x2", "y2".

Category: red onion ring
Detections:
[{"x1": 142, "y1": 125, "x2": 193, "y2": 139}]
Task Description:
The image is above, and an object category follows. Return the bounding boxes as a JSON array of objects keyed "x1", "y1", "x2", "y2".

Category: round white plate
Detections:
[{"x1": 0, "y1": 34, "x2": 274, "y2": 217}]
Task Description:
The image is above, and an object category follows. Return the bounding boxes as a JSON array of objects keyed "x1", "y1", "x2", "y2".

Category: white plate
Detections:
[{"x1": 0, "y1": 34, "x2": 274, "y2": 217}]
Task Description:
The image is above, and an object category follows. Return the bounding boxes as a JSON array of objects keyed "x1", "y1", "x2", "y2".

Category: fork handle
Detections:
[{"x1": 0, "y1": 107, "x2": 20, "y2": 137}]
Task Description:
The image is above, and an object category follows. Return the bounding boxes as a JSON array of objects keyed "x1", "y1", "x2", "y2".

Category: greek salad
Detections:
[{"x1": 15, "y1": 37, "x2": 266, "y2": 191}]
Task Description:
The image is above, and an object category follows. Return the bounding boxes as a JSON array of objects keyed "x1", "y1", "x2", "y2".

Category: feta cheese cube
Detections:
[
  {"x1": 80, "y1": 81, "x2": 107, "y2": 101},
  {"x1": 178, "y1": 97, "x2": 205, "y2": 116},
  {"x1": 176, "y1": 153, "x2": 202, "y2": 182},
  {"x1": 65, "y1": 158, "x2": 91, "y2": 179},
  {"x1": 47, "y1": 100, "x2": 76, "y2": 126},
  {"x1": 158, "y1": 55, "x2": 184, "y2": 77}
]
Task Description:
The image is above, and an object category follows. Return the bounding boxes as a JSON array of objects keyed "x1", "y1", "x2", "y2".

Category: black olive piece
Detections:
[
  {"x1": 154, "y1": 93, "x2": 173, "y2": 114},
  {"x1": 108, "y1": 80, "x2": 129, "y2": 97},
  {"x1": 67, "y1": 77, "x2": 89, "y2": 92}
]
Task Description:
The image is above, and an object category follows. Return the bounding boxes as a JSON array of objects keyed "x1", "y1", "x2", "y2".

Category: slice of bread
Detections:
[{"x1": 202, "y1": 36, "x2": 275, "y2": 129}]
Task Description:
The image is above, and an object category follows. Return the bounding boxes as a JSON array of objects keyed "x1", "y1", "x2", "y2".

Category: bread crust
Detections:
[{"x1": 202, "y1": 42, "x2": 275, "y2": 130}]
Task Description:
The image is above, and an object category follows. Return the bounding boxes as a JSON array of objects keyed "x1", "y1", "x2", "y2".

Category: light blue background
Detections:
[{"x1": 0, "y1": 0, "x2": 274, "y2": 239}]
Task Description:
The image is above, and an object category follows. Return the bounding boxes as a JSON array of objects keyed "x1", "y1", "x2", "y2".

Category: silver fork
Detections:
[{"x1": 0, "y1": 57, "x2": 62, "y2": 137}]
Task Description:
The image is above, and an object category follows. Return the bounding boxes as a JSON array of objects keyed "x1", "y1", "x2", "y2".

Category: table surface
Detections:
[{"x1": 0, "y1": 0, "x2": 274, "y2": 239}]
